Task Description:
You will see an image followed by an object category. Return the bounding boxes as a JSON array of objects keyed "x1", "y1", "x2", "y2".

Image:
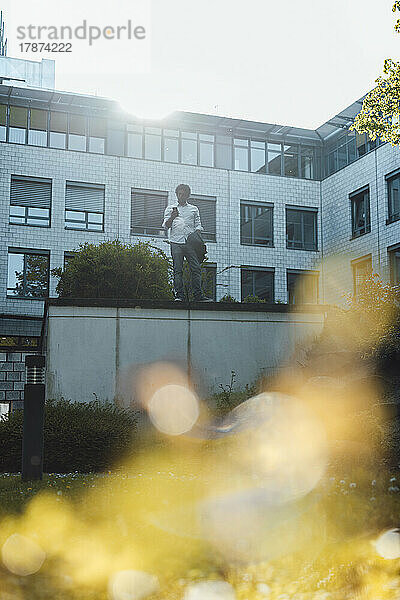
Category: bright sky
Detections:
[{"x1": 1, "y1": 0, "x2": 400, "y2": 128}]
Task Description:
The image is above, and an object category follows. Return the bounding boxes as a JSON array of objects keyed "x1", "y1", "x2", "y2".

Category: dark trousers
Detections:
[{"x1": 171, "y1": 242, "x2": 202, "y2": 299}]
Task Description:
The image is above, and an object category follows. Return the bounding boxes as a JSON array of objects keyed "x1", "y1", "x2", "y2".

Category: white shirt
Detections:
[{"x1": 162, "y1": 202, "x2": 203, "y2": 244}]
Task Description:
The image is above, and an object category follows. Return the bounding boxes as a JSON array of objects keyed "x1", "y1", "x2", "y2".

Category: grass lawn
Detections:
[{"x1": 1, "y1": 465, "x2": 400, "y2": 600}]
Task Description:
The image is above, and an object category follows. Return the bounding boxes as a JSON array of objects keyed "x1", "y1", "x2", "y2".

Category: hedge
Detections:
[{"x1": 0, "y1": 399, "x2": 139, "y2": 473}]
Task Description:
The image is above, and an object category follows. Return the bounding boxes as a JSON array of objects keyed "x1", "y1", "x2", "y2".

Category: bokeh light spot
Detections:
[
  {"x1": 184, "y1": 580, "x2": 237, "y2": 600},
  {"x1": 1, "y1": 533, "x2": 46, "y2": 576},
  {"x1": 148, "y1": 384, "x2": 199, "y2": 435},
  {"x1": 108, "y1": 570, "x2": 160, "y2": 600},
  {"x1": 375, "y1": 529, "x2": 400, "y2": 559}
]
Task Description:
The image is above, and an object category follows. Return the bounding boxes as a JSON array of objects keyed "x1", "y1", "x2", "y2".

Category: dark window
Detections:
[
  {"x1": 240, "y1": 203, "x2": 273, "y2": 246},
  {"x1": 287, "y1": 270, "x2": 319, "y2": 304},
  {"x1": 131, "y1": 188, "x2": 168, "y2": 236},
  {"x1": 388, "y1": 172, "x2": 400, "y2": 223},
  {"x1": 356, "y1": 132, "x2": 366, "y2": 158},
  {"x1": 389, "y1": 246, "x2": 400, "y2": 285},
  {"x1": 351, "y1": 187, "x2": 370, "y2": 238},
  {"x1": 65, "y1": 182, "x2": 104, "y2": 231},
  {"x1": 9, "y1": 106, "x2": 27, "y2": 144},
  {"x1": 50, "y1": 112, "x2": 67, "y2": 149},
  {"x1": 352, "y1": 255, "x2": 372, "y2": 297},
  {"x1": 0, "y1": 336, "x2": 39, "y2": 351},
  {"x1": 286, "y1": 207, "x2": 317, "y2": 251},
  {"x1": 68, "y1": 114, "x2": 87, "y2": 151},
  {"x1": 0, "y1": 104, "x2": 6, "y2": 141},
  {"x1": 7, "y1": 249, "x2": 49, "y2": 298},
  {"x1": 241, "y1": 268, "x2": 274, "y2": 302},
  {"x1": 189, "y1": 195, "x2": 216, "y2": 242},
  {"x1": 64, "y1": 251, "x2": 77, "y2": 270},
  {"x1": 10, "y1": 176, "x2": 51, "y2": 227},
  {"x1": 28, "y1": 109, "x2": 47, "y2": 147}
]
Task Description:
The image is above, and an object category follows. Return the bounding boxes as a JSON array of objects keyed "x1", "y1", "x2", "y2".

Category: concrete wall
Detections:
[{"x1": 46, "y1": 302, "x2": 325, "y2": 404}]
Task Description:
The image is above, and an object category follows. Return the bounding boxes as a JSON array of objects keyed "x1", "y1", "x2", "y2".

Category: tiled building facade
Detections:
[{"x1": 0, "y1": 79, "x2": 399, "y2": 411}]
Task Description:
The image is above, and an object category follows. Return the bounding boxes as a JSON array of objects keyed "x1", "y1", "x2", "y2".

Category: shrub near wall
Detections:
[{"x1": 0, "y1": 400, "x2": 138, "y2": 473}]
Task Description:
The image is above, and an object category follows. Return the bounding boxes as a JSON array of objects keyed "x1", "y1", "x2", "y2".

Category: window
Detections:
[
  {"x1": 240, "y1": 202, "x2": 273, "y2": 246},
  {"x1": 351, "y1": 187, "x2": 370, "y2": 238},
  {"x1": 250, "y1": 141, "x2": 266, "y2": 173},
  {"x1": 337, "y1": 138, "x2": 347, "y2": 170},
  {"x1": 28, "y1": 109, "x2": 47, "y2": 147},
  {"x1": 7, "y1": 249, "x2": 49, "y2": 298},
  {"x1": 202, "y1": 263, "x2": 217, "y2": 300},
  {"x1": 64, "y1": 251, "x2": 77, "y2": 269},
  {"x1": 0, "y1": 104, "x2": 6, "y2": 142},
  {"x1": 287, "y1": 270, "x2": 319, "y2": 304},
  {"x1": 50, "y1": 112, "x2": 67, "y2": 149},
  {"x1": 68, "y1": 114, "x2": 87, "y2": 151},
  {"x1": 388, "y1": 245, "x2": 400, "y2": 285},
  {"x1": 352, "y1": 255, "x2": 372, "y2": 297},
  {"x1": 347, "y1": 133, "x2": 356, "y2": 163},
  {"x1": 199, "y1": 134, "x2": 214, "y2": 167},
  {"x1": 286, "y1": 207, "x2": 318, "y2": 251},
  {"x1": 10, "y1": 176, "x2": 51, "y2": 227},
  {"x1": 127, "y1": 125, "x2": 143, "y2": 158},
  {"x1": 181, "y1": 131, "x2": 197, "y2": 165},
  {"x1": 131, "y1": 188, "x2": 168, "y2": 236},
  {"x1": 9, "y1": 106, "x2": 27, "y2": 144},
  {"x1": 356, "y1": 132, "x2": 367, "y2": 158},
  {"x1": 234, "y1": 138, "x2": 249, "y2": 171},
  {"x1": 267, "y1": 143, "x2": 282, "y2": 175},
  {"x1": 189, "y1": 195, "x2": 217, "y2": 242},
  {"x1": 144, "y1": 127, "x2": 161, "y2": 160},
  {"x1": 89, "y1": 117, "x2": 106, "y2": 154},
  {"x1": 0, "y1": 336, "x2": 39, "y2": 351},
  {"x1": 65, "y1": 182, "x2": 104, "y2": 231},
  {"x1": 284, "y1": 144, "x2": 299, "y2": 177},
  {"x1": 387, "y1": 171, "x2": 400, "y2": 223},
  {"x1": 241, "y1": 268, "x2": 274, "y2": 302},
  {"x1": 164, "y1": 129, "x2": 179, "y2": 163},
  {"x1": 301, "y1": 147, "x2": 314, "y2": 179}
]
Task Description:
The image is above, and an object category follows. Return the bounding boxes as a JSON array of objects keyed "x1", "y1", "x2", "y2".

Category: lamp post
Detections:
[{"x1": 22, "y1": 355, "x2": 45, "y2": 481}]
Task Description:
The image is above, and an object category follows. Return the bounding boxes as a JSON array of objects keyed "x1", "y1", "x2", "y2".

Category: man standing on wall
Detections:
[{"x1": 163, "y1": 184, "x2": 212, "y2": 302}]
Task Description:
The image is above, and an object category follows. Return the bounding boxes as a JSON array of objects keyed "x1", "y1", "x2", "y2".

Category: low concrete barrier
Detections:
[{"x1": 45, "y1": 299, "x2": 326, "y2": 404}]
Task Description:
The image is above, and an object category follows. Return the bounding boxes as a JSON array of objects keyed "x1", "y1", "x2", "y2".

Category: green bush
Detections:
[
  {"x1": 242, "y1": 294, "x2": 266, "y2": 303},
  {"x1": 209, "y1": 371, "x2": 257, "y2": 416},
  {"x1": 219, "y1": 294, "x2": 239, "y2": 303},
  {"x1": 52, "y1": 239, "x2": 174, "y2": 299},
  {"x1": 0, "y1": 400, "x2": 139, "y2": 473}
]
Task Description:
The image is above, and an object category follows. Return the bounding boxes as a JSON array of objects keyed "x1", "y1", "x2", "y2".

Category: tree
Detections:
[
  {"x1": 52, "y1": 240, "x2": 174, "y2": 299},
  {"x1": 351, "y1": 3, "x2": 400, "y2": 145},
  {"x1": 14, "y1": 254, "x2": 49, "y2": 298}
]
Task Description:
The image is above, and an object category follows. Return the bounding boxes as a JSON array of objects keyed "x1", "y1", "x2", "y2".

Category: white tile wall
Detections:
[
  {"x1": 1, "y1": 139, "x2": 399, "y2": 315},
  {"x1": 0, "y1": 142, "x2": 322, "y2": 313}
]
